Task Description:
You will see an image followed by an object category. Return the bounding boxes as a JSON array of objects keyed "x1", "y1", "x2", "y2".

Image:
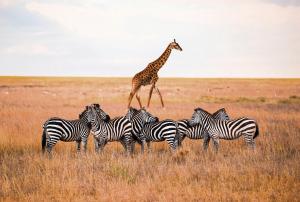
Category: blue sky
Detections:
[{"x1": 0, "y1": 0, "x2": 299, "y2": 77}]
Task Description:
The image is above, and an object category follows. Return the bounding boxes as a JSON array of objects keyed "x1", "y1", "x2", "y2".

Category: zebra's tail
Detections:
[
  {"x1": 174, "y1": 122, "x2": 180, "y2": 149},
  {"x1": 253, "y1": 122, "x2": 259, "y2": 139},
  {"x1": 42, "y1": 128, "x2": 47, "y2": 153}
]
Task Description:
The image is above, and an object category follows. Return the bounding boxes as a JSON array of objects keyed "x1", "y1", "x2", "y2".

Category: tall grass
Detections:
[{"x1": 0, "y1": 77, "x2": 299, "y2": 201}]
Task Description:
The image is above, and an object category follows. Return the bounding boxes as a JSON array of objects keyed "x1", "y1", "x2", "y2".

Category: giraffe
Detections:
[{"x1": 128, "y1": 39, "x2": 182, "y2": 109}]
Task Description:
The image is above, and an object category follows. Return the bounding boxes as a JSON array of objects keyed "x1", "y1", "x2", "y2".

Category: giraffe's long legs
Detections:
[
  {"x1": 135, "y1": 88, "x2": 143, "y2": 109},
  {"x1": 128, "y1": 85, "x2": 141, "y2": 108},
  {"x1": 147, "y1": 83, "x2": 155, "y2": 108},
  {"x1": 155, "y1": 86, "x2": 164, "y2": 108}
]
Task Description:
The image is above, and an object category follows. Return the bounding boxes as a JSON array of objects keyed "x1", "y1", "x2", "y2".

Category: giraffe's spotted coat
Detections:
[{"x1": 128, "y1": 40, "x2": 182, "y2": 108}]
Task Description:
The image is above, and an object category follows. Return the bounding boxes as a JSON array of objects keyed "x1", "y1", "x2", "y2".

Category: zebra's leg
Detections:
[
  {"x1": 141, "y1": 139, "x2": 146, "y2": 154},
  {"x1": 203, "y1": 133, "x2": 211, "y2": 151},
  {"x1": 131, "y1": 140, "x2": 136, "y2": 153},
  {"x1": 98, "y1": 140, "x2": 107, "y2": 153},
  {"x1": 134, "y1": 135, "x2": 145, "y2": 153},
  {"x1": 94, "y1": 138, "x2": 100, "y2": 153},
  {"x1": 120, "y1": 138, "x2": 127, "y2": 151},
  {"x1": 81, "y1": 139, "x2": 88, "y2": 153},
  {"x1": 146, "y1": 141, "x2": 151, "y2": 152},
  {"x1": 166, "y1": 137, "x2": 177, "y2": 151},
  {"x1": 125, "y1": 134, "x2": 133, "y2": 155},
  {"x1": 76, "y1": 140, "x2": 81, "y2": 152},
  {"x1": 46, "y1": 144, "x2": 53, "y2": 158},
  {"x1": 211, "y1": 136, "x2": 219, "y2": 153},
  {"x1": 243, "y1": 133, "x2": 255, "y2": 149},
  {"x1": 46, "y1": 137, "x2": 59, "y2": 158},
  {"x1": 177, "y1": 134, "x2": 185, "y2": 148}
]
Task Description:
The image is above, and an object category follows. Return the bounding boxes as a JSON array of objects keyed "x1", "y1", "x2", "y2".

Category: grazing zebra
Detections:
[
  {"x1": 125, "y1": 107, "x2": 159, "y2": 152},
  {"x1": 188, "y1": 108, "x2": 259, "y2": 152},
  {"x1": 177, "y1": 108, "x2": 230, "y2": 150},
  {"x1": 41, "y1": 106, "x2": 91, "y2": 155},
  {"x1": 139, "y1": 119, "x2": 179, "y2": 152},
  {"x1": 87, "y1": 105, "x2": 133, "y2": 154}
]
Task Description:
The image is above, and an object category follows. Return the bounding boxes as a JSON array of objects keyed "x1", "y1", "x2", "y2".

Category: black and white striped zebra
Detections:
[
  {"x1": 140, "y1": 119, "x2": 179, "y2": 151},
  {"x1": 177, "y1": 108, "x2": 230, "y2": 150},
  {"x1": 41, "y1": 106, "x2": 91, "y2": 155},
  {"x1": 125, "y1": 107, "x2": 159, "y2": 152},
  {"x1": 87, "y1": 104, "x2": 133, "y2": 154},
  {"x1": 188, "y1": 108, "x2": 259, "y2": 152}
]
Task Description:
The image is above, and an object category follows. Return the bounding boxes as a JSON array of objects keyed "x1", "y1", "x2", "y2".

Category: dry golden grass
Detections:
[{"x1": 0, "y1": 77, "x2": 299, "y2": 201}]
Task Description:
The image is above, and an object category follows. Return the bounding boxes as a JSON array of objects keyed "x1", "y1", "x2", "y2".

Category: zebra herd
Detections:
[{"x1": 42, "y1": 104, "x2": 259, "y2": 156}]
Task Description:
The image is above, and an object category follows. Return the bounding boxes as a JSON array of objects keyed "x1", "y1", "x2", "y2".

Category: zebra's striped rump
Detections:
[
  {"x1": 42, "y1": 107, "x2": 91, "y2": 155},
  {"x1": 141, "y1": 119, "x2": 178, "y2": 151}
]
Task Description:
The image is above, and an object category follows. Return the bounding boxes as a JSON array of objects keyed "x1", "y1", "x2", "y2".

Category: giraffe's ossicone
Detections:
[{"x1": 128, "y1": 39, "x2": 183, "y2": 109}]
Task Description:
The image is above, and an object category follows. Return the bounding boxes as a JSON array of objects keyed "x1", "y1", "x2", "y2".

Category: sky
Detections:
[{"x1": 0, "y1": 0, "x2": 299, "y2": 78}]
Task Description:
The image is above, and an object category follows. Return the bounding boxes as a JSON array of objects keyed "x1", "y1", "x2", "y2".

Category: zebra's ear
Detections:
[
  {"x1": 93, "y1": 103, "x2": 100, "y2": 108},
  {"x1": 194, "y1": 107, "x2": 202, "y2": 112},
  {"x1": 174, "y1": 38, "x2": 176, "y2": 43}
]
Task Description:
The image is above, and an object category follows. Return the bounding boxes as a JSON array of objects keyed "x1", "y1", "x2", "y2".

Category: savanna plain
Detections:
[{"x1": 0, "y1": 77, "x2": 299, "y2": 201}]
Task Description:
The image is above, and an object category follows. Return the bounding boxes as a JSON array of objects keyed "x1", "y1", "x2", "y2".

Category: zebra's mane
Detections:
[
  {"x1": 129, "y1": 107, "x2": 142, "y2": 118},
  {"x1": 195, "y1": 108, "x2": 213, "y2": 117},
  {"x1": 79, "y1": 109, "x2": 88, "y2": 119},
  {"x1": 213, "y1": 108, "x2": 230, "y2": 122},
  {"x1": 212, "y1": 108, "x2": 225, "y2": 116}
]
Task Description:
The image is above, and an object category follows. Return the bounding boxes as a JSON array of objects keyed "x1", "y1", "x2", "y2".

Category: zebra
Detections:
[
  {"x1": 41, "y1": 106, "x2": 91, "y2": 156},
  {"x1": 188, "y1": 108, "x2": 259, "y2": 152},
  {"x1": 86, "y1": 104, "x2": 133, "y2": 154},
  {"x1": 140, "y1": 119, "x2": 179, "y2": 152},
  {"x1": 177, "y1": 108, "x2": 230, "y2": 150},
  {"x1": 125, "y1": 107, "x2": 159, "y2": 152}
]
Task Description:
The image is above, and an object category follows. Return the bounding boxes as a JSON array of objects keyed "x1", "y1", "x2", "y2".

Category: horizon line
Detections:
[{"x1": 0, "y1": 75, "x2": 299, "y2": 79}]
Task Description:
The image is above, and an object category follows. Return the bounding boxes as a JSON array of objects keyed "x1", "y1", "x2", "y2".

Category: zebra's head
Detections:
[
  {"x1": 91, "y1": 103, "x2": 110, "y2": 122},
  {"x1": 79, "y1": 106, "x2": 92, "y2": 128},
  {"x1": 125, "y1": 107, "x2": 140, "y2": 121},
  {"x1": 212, "y1": 108, "x2": 230, "y2": 121},
  {"x1": 126, "y1": 107, "x2": 158, "y2": 123},
  {"x1": 86, "y1": 106, "x2": 97, "y2": 127},
  {"x1": 140, "y1": 108, "x2": 159, "y2": 123},
  {"x1": 188, "y1": 108, "x2": 211, "y2": 127}
]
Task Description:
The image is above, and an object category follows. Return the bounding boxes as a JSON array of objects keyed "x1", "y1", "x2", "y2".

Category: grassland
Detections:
[{"x1": 0, "y1": 77, "x2": 299, "y2": 201}]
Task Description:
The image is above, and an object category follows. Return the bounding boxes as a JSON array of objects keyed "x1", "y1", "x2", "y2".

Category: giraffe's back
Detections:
[{"x1": 133, "y1": 67, "x2": 158, "y2": 86}]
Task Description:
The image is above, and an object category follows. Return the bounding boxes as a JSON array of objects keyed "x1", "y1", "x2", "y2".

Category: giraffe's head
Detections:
[{"x1": 170, "y1": 39, "x2": 182, "y2": 51}]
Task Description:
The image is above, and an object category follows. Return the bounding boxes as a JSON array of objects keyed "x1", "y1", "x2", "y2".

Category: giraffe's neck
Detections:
[{"x1": 151, "y1": 44, "x2": 172, "y2": 72}]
